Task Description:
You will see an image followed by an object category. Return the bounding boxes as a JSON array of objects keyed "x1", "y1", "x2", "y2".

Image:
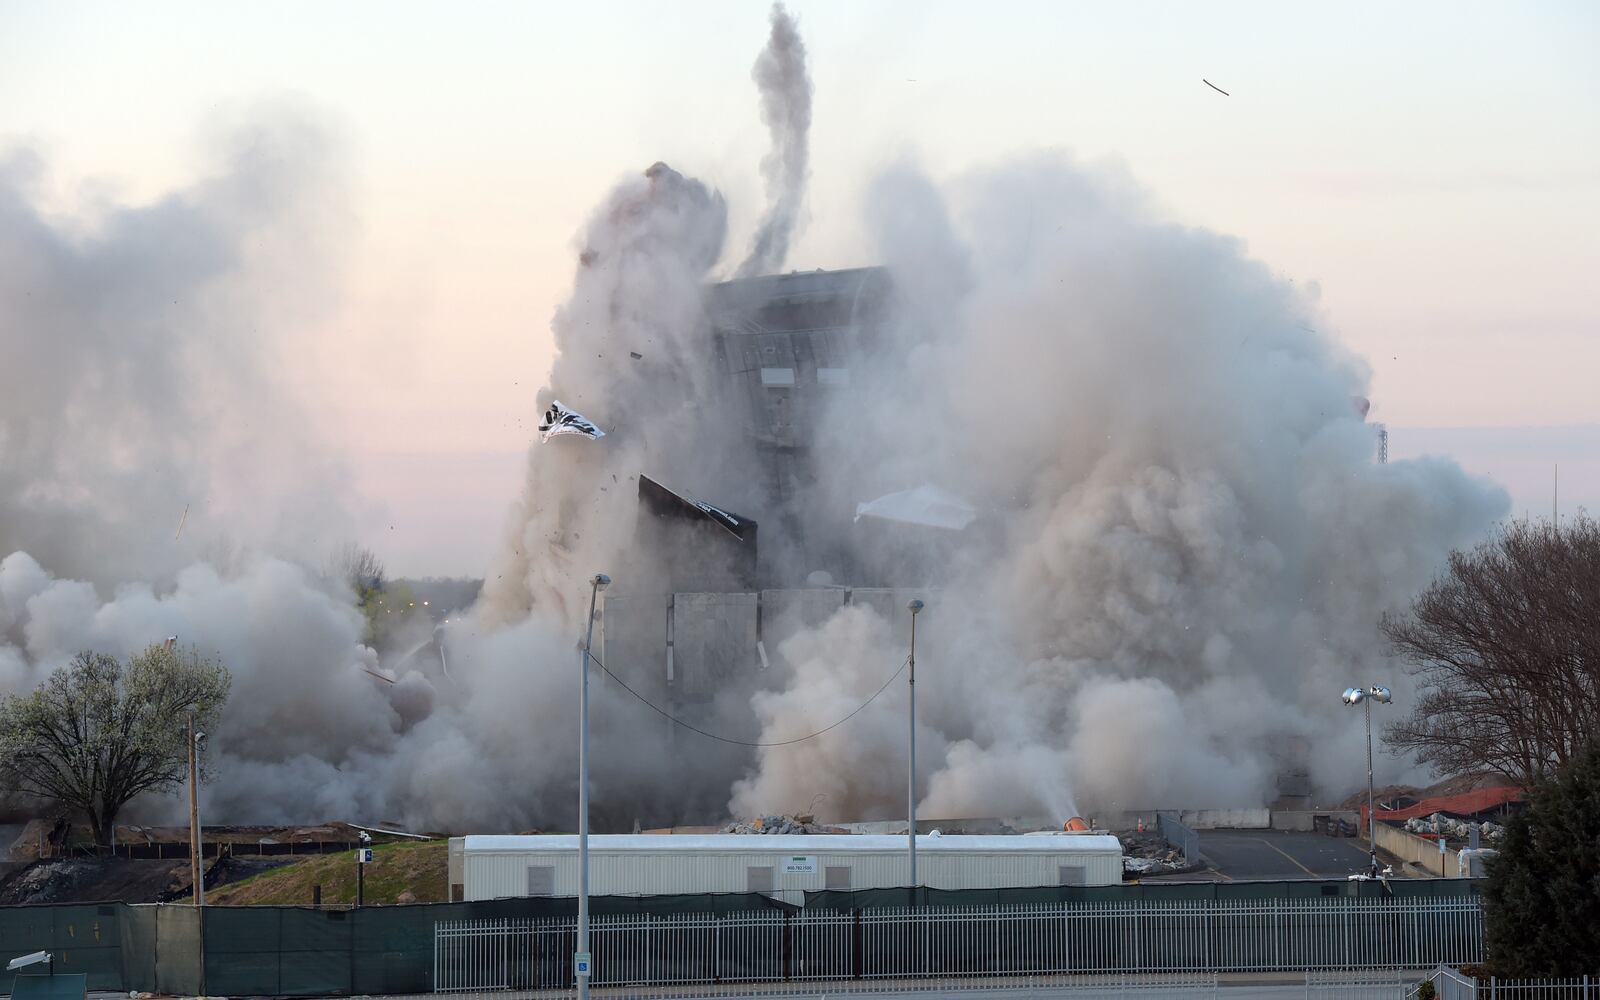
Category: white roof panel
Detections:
[{"x1": 463, "y1": 833, "x2": 1121, "y2": 854}]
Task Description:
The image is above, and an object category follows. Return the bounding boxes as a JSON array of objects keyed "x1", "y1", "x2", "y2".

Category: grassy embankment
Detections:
[{"x1": 207, "y1": 840, "x2": 448, "y2": 905}]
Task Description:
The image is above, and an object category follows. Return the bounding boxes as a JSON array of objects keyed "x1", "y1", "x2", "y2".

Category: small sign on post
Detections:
[
  {"x1": 355, "y1": 848, "x2": 373, "y2": 908},
  {"x1": 574, "y1": 951, "x2": 592, "y2": 977},
  {"x1": 1439, "y1": 837, "x2": 1448, "y2": 878}
]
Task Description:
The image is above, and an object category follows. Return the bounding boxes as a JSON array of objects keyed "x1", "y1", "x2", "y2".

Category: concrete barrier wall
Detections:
[
  {"x1": 1270, "y1": 810, "x2": 1360, "y2": 832},
  {"x1": 1179, "y1": 809, "x2": 1271, "y2": 830},
  {"x1": 1375, "y1": 821, "x2": 1461, "y2": 876},
  {"x1": 1375, "y1": 821, "x2": 1461, "y2": 877}
]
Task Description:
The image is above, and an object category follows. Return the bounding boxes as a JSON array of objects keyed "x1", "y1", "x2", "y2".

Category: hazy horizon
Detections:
[{"x1": 4, "y1": 0, "x2": 1595, "y2": 577}]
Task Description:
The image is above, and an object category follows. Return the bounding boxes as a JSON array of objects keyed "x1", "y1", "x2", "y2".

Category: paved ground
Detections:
[
  {"x1": 351, "y1": 969, "x2": 1419, "y2": 1000},
  {"x1": 1191, "y1": 830, "x2": 1382, "y2": 880}
]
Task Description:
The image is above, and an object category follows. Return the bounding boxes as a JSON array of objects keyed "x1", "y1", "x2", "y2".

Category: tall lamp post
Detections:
[
  {"x1": 578, "y1": 573, "x2": 609, "y2": 1000},
  {"x1": 1342, "y1": 685, "x2": 1393, "y2": 876},
  {"x1": 906, "y1": 599, "x2": 924, "y2": 895}
]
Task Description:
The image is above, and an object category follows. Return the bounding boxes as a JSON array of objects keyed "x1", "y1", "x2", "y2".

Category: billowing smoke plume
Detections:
[
  {"x1": 479, "y1": 161, "x2": 733, "y2": 627},
  {"x1": 736, "y1": 3, "x2": 812, "y2": 278},
  {"x1": 480, "y1": 133, "x2": 1505, "y2": 828},
  {"x1": 2, "y1": 14, "x2": 1509, "y2": 835},
  {"x1": 0, "y1": 111, "x2": 354, "y2": 586},
  {"x1": 726, "y1": 155, "x2": 1507, "y2": 819}
]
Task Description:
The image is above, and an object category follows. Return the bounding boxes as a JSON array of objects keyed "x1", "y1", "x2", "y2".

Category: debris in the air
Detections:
[
  {"x1": 1203, "y1": 79, "x2": 1230, "y2": 96},
  {"x1": 855, "y1": 484, "x2": 976, "y2": 530},
  {"x1": 538, "y1": 400, "x2": 605, "y2": 442}
]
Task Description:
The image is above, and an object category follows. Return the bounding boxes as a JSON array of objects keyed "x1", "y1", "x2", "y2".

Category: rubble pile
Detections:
[
  {"x1": 1404, "y1": 812, "x2": 1504, "y2": 842},
  {"x1": 721, "y1": 814, "x2": 837, "y2": 835},
  {"x1": 1119, "y1": 829, "x2": 1187, "y2": 877}
]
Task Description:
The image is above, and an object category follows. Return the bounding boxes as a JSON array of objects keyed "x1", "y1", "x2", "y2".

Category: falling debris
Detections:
[
  {"x1": 537, "y1": 400, "x2": 605, "y2": 442},
  {"x1": 854, "y1": 484, "x2": 976, "y2": 530},
  {"x1": 1203, "y1": 79, "x2": 1230, "y2": 96},
  {"x1": 722, "y1": 814, "x2": 840, "y2": 835},
  {"x1": 174, "y1": 503, "x2": 189, "y2": 540},
  {"x1": 639, "y1": 474, "x2": 754, "y2": 538},
  {"x1": 629, "y1": 351, "x2": 643, "y2": 360}
]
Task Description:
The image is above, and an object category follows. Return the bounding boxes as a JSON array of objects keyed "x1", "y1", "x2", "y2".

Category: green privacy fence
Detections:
[{"x1": 0, "y1": 879, "x2": 1484, "y2": 998}]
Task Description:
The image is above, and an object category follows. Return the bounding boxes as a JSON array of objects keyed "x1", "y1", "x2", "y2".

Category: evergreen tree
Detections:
[{"x1": 1484, "y1": 741, "x2": 1600, "y2": 975}]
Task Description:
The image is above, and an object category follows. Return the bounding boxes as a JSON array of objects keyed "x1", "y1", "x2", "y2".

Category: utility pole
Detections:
[
  {"x1": 907, "y1": 599, "x2": 924, "y2": 896},
  {"x1": 187, "y1": 709, "x2": 202, "y2": 905}
]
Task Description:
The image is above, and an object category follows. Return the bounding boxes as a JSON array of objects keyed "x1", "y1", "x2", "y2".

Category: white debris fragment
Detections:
[{"x1": 854, "y1": 484, "x2": 976, "y2": 530}]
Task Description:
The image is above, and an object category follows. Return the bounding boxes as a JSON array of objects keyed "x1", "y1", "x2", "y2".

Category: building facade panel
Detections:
[{"x1": 457, "y1": 834, "x2": 1123, "y2": 903}]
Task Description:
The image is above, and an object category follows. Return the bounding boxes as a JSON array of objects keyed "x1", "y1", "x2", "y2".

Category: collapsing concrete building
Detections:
[
  {"x1": 595, "y1": 266, "x2": 1311, "y2": 820},
  {"x1": 703, "y1": 266, "x2": 892, "y2": 589},
  {"x1": 601, "y1": 267, "x2": 935, "y2": 716}
]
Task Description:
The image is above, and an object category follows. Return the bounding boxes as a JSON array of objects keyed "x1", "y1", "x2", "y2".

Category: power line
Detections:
[{"x1": 585, "y1": 651, "x2": 909, "y2": 747}]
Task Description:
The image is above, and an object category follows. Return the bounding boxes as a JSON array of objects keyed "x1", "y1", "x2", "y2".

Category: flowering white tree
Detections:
[{"x1": 0, "y1": 643, "x2": 229, "y2": 846}]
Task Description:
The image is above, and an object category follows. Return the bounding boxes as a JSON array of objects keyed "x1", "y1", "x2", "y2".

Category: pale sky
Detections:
[{"x1": 3, "y1": 1, "x2": 1596, "y2": 576}]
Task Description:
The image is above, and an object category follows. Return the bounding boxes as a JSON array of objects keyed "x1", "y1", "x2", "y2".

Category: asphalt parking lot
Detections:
[{"x1": 1142, "y1": 829, "x2": 1383, "y2": 881}]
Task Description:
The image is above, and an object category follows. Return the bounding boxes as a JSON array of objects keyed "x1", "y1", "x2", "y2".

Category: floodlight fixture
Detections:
[
  {"x1": 1341, "y1": 682, "x2": 1395, "y2": 877},
  {"x1": 6, "y1": 951, "x2": 50, "y2": 971}
]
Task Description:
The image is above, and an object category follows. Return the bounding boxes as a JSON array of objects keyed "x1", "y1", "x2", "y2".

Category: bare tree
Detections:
[
  {"x1": 0, "y1": 643, "x2": 230, "y2": 846},
  {"x1": 329, "y1": 541, "x2": 385, "y2": 596},
  {"x1": 1382, "y1": 514, "x2": 1600, "y2": 784}
]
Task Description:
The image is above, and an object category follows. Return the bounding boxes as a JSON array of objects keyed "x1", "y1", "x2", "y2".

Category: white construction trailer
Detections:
[{"x1": 449, "y1": 833, "x2": 1124, "y2": 904}]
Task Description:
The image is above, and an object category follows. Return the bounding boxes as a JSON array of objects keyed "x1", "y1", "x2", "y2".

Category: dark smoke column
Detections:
[{"x1": 737, "y1": 3, "x2": 813, "y2": 277}]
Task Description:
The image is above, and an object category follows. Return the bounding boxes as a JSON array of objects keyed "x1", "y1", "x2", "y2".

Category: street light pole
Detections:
[
  {"x1": 1342, "y1": 685, "x2": 1392, "y2": 876},
  {"x1": 1365, "y1": 697, "x2": 1374, "y2": 861},
  {"x1": 907, "y1": 599, "x2": 924, "y2": 896},
  {"x1": 578, "y1": 573, "x2": 610, "y2": 1000}
]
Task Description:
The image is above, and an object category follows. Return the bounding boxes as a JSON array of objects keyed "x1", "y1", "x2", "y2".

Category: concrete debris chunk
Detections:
[{"x1": 721, "y1": 813, "x2": 842, "y2": 835}]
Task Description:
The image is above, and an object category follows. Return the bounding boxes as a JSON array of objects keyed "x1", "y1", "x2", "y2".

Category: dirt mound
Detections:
[
  {"x1": 1423, "y1": 771, "x2": 1517, "y2": 797},
  {"x1": 207, "y1": 841, "x2": 445, "y2": 906},
  {"x1": 0, "y1": 858, "x2": 190, "y2": 904},
  {"x1": 1337, "y1": 772, "x2": 1520, "y2": 812}
]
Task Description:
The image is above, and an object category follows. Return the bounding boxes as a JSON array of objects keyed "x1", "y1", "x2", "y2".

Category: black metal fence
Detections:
[
  {"x1": 53, "y1": 839, "x2": 366, "y2": 860},
  {"x1": 0, "y1": 879, "x2": 1485, "y2": 998}
]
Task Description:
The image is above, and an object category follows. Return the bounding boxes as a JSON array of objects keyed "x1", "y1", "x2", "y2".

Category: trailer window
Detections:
[
  {"x1": 527, "y1": 865, "x2": 555, "y2": 896},
  {"x1": 747, "y1": 866, "x2": 775, "y2": 892},
  {"x1": 1058, "y1": 864, "x2": 1086, "y2": 887},
  {"x1": 825, "y1": 866, "x2": 851, "y2": 890}
]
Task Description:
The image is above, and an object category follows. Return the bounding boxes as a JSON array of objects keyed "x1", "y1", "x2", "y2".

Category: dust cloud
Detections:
[{"x1": 1, "y1": 18, "x2": 1506, "y2": 833}]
